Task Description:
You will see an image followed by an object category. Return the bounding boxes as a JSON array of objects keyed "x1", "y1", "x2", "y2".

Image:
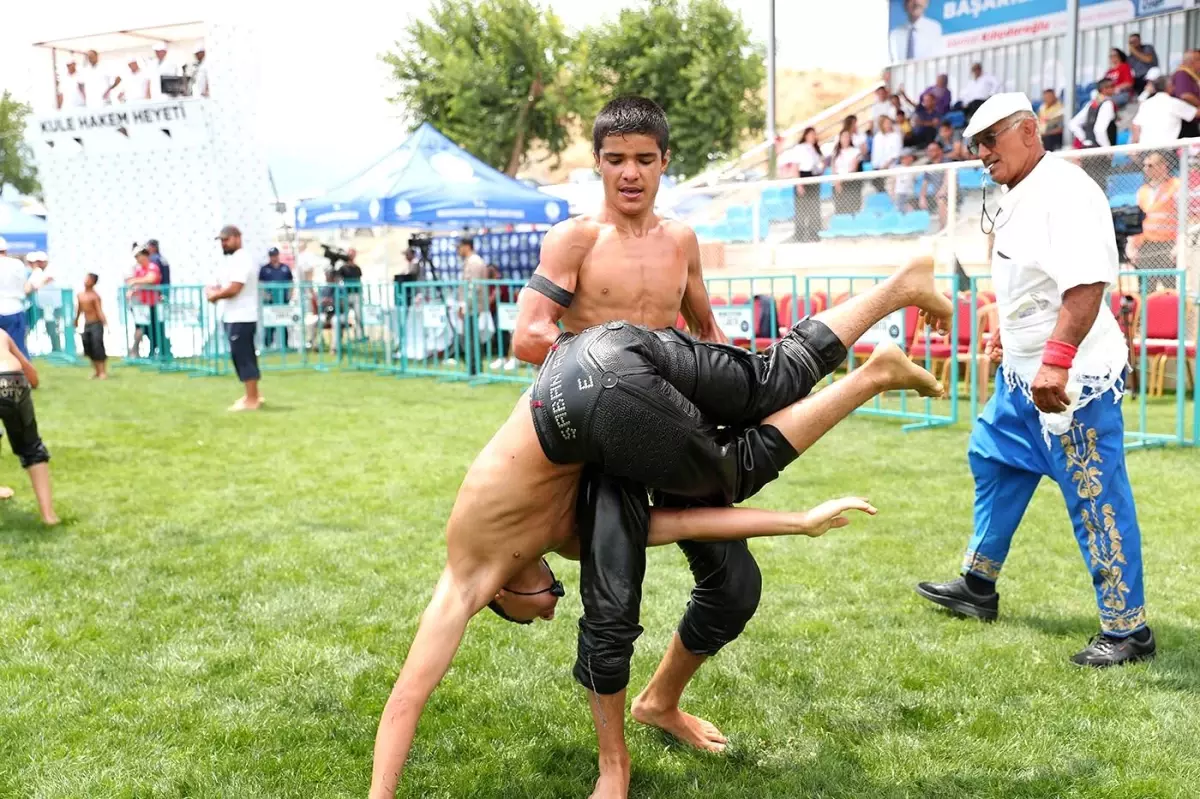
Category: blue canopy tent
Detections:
[
  {"x1": 294, "y1": 123, "x2": 568, "y2": 231},
  {"x1": 0, "y1": 203, "x2": 48, "y2": 255}
]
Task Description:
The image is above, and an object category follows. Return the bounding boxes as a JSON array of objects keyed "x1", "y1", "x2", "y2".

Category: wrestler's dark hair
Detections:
[
  {"x1": 592, "y1": 97, "x2": 670, "y2": 156},
  {"x1": 86, "y1": 272, "x2": 99, "y2": 284}
]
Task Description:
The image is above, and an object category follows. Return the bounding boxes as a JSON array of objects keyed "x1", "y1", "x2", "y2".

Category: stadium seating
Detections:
[
  {"x1": 1099, "y1": 171, "x2": 1137, "y2": 199},
  {"x1": 957, "y1": 168, "x2": 985, "y2": 191},
  {"x1": 1116, "y1": 129, "x2": 1132, "y2": 146},
  {"x1": 944, "y1": 110, "x2": 966, "y2": 129},
  {"x1": 761, "y1": 186, "x2": 794, "y2": 222},
  {"x1": 864, "y1": 193, "x2": 895, "y2": 214},
  {"x1": 818, "y1": 208, "x2": 931, "y2": 238}
]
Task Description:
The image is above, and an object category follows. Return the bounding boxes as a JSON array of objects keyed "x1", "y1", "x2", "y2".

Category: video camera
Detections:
[
  {"x1": 321, "y1": 243, "x2": 351, "y2": 267},
  {"x1": 1111, "y1": 205, "x2": 1144, "y2": 264},
  {"x1": 408, "y1": 232, "x2": 433, "y2": 258}
]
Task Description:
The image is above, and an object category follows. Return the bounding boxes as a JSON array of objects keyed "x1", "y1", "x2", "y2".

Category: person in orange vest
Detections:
[{"x1": 1127, "y1": 152, "x2": 1180, "y2": 291}]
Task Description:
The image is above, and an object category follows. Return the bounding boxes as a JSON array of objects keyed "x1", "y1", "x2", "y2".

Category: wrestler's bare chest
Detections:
[{"x1": 562, "y1": 226, "x2": 688, "y2": 333}]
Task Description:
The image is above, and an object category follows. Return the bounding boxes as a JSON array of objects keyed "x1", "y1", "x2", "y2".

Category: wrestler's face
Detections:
[
  {"x1": 596, "y1": 134, "x2": 668, "y2": 218},
  {"x1": 492, "y1": 560, "x2": 562, "y2": 623}
]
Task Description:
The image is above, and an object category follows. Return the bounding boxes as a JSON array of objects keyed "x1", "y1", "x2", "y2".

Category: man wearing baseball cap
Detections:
[
  {"x1": 0, "y1": 238, "x2": 32, "y2": 358},
  {"x1": 915, "y1": 93, "x2": 1154, "y2": 667},
  {"x1": 207, "y1": 226, "x2": 261, "y2": 411},
  {"x1": 259, "y1": 247, "x2": 293, "y2": 349}
]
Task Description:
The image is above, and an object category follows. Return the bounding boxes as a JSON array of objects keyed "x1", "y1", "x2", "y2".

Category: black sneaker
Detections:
[
  {"x1": 914, "y1": 577, "x2": 999, "y2": 621},
  {"x1": 1070, "y1": 629, "x2": 1156, "y2": 667}
]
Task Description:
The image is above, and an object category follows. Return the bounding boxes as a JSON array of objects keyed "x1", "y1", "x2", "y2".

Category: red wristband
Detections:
[{"x1": 1042, "y1": 339, "x2": 1078, "y2": 369}]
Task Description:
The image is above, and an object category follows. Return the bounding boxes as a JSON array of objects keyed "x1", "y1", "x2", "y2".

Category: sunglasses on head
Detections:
[{"x1": 486, "y1": 558, "x2": 566, "y2": 625}]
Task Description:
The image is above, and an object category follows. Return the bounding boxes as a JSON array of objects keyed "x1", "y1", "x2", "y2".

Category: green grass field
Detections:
[{"x1": 2, "y1": 364, "x2": 1200, "y2": 799}]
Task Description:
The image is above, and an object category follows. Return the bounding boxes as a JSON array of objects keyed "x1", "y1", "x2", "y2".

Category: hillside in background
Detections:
[{"x1": 519, "y1": 68, "x2": 875, "y2": 184}]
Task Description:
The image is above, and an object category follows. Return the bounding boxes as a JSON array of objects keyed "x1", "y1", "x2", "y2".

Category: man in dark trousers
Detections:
[{"x1": 259, "y1": 247, "x2": 293, "y2": 348}]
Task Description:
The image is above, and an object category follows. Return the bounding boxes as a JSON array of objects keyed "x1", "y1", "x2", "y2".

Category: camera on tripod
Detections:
[
  {"x1": 321, "y1": 243, "x2": 351, "y2": 267},
  {"x1": 408, "y1": 233, "x2": 433, "y2": 258},
  {"x1": 1111, "y1": 205, "x2": 1145, "y2": 264}
]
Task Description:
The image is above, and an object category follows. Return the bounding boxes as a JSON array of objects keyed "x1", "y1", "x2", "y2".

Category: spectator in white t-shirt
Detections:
[
  {"x1": 119, "y1": 58, "x2": 151, "y2": 103},
  {"x1": 869, "y1": 86, "x2": 897, "y2": 128},
  {"x1": 26, "y1": 253, "x2": 63, "y2": 354},
  {"x1": 0, "y1": 238, "x2": 32, "y2": 358},
  {"x1": 956, "y1": 63, "x2": 1000, "y2": 121},
  {"x1": 831, "y1": 129, "x2": 863, "y2": 216},
  {"x1": 1132, "y1": 76, "x2": 1198, "y2": 145},
  {"x1": 780, "y1": 127, "x2": 826, "y2": 242},
  {"x1": 207, "y1": 225, "x2": 261, "y2": 411},
  {"x1": 870, "y1": 116, "x2": 904, "y2": 187},
  {"x1": 58, "y1": 62, "x2": 85, "y2": 109},
  {"x1": 80, "y1": 50, "x2": 118, "y2": 108},
  {"x1": 146, "y1": 42, "x2": 177, "y2": 101},
  {"x1": 190, "y1": 44, "x2": 209, "y2": 98}
]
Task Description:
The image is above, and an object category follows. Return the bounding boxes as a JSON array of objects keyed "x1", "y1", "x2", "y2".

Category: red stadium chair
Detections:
[
  {"x1": 1137, "y1": 291, "x2": 1195, "y2": 396},
  {"x1": 909, "y1": 296, "x2": 986, "y2": 388}
]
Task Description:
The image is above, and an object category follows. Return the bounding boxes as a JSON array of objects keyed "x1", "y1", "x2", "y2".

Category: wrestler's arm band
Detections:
[{"x1": 527, "y1": 274, "x2": 574, "y2": 308}]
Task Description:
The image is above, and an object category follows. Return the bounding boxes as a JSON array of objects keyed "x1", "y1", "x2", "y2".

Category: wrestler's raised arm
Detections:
[
  {"x1": 511, "y1": 220, "x2": 593, "y2": 366},
  {"x1": 369, "y1": 567, "x2": 484, "y2": 799}
]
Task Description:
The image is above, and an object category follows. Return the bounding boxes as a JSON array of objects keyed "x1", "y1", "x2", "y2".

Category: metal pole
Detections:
[
  {"x1": 766, "y1": 0, "x2": 777, "y2": 179},
  {"x1": 1062, "y1": 0, "x2": 1079, "y2": 150}
]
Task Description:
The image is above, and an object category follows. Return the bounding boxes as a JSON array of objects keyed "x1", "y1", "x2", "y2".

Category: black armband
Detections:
[{"x1": 527, "y1": 274, "x2": 574, "y2": 308}]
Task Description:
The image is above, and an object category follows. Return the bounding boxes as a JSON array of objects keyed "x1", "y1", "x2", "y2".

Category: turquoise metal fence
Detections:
[
  {"x1": 118, "y1": 285, "x2": 227, "y2": 376},
  {"x1": 803, "y1": 273, "x2": 962, "y2": 432},
  {"x1": 966, "y1": 269, "x2": 1195, "y2": 451},
  {"x1": 26, "y1": 288, "x2": 78, "y2": 363}
]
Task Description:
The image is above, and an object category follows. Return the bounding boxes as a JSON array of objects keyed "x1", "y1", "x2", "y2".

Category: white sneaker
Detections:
[
  {"x1": 504, "y1": 357, "x2": 519, "y2": 371},
  {"x1": 489, "y1": 358, "x2": 505, "y2": 370}
]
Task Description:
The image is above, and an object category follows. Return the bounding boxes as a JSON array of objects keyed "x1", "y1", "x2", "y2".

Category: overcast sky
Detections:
[{"x1": 2, "y1": 0, "x2": 886, "y2": 195}]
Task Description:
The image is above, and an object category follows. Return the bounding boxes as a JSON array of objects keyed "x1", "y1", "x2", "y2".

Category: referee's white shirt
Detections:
[
  {"x1": 990, "y1": 155, "x2": 1127, "y2": 388},
  {"x1": 0, "y1": 257, "x2": 29, "y2": 316}
]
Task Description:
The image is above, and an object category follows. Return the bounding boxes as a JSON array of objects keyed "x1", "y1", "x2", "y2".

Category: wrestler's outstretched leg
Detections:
[
  {"x1": 764, "y1": 341, "x2": 944, "y2": 456},
  {"x1": 679, "y1": 254, "x2": 954, "y2": 427}
]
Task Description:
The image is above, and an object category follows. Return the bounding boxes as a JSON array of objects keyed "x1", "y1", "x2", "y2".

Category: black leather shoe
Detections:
[
  {"x1": 1070, "y1": 629, "x2": 1156, "y2": 667},
  {"x1": 914, "y1": 577, "x2": 999, "y2": 621}
]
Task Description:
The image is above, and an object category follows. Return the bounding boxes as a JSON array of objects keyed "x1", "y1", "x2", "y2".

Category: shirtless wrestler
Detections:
[
  {"x1": 368, "y1": 252, "x2": 953, "y2": 798},
  {"x1": 508, "y1": 97, "x2": 952, "y2": 798}
]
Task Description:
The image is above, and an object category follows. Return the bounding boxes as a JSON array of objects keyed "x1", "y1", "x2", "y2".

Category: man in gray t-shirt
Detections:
[{"x1": 1128, "y1": 34, "x2": 1159, "y2": 91}]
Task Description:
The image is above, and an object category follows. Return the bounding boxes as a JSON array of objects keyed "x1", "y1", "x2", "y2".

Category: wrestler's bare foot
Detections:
[
  {"x1": 42, "y1": 512, "x2": 60, "y2": 526},
  {"x1": 587, "y1": 758, "x2": 630, "y2": 799},
  {"x1": 894, "y1": 251, "x2": 954, "y2": 325},
  {"x1": 864, "y1": 342, "x2": 945, "y2": 397},
  {"x1": 631, "y1": 698, "x2": 728, "y2": 752}
]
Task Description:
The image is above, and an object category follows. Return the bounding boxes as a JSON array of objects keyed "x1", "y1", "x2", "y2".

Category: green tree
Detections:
[
  {"x1": 381, "y1": 0, "x2": 592, "y2": 176},
  {"x1": 585, "y1": 0, "x2": 765, "y2": 178},
  {"x1": 0, "y1": 91, "x2": 39, "y2": 196}
]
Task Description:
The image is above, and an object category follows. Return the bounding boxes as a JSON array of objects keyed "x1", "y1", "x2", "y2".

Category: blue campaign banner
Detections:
[{"x1": 887, "y1": 0, "x2": 1184, "y2": 63}]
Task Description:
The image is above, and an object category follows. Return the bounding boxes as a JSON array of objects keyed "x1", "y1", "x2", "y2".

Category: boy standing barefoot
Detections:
[{"x1": 75, "y1": 273, "x2": 108, "y2": 380}]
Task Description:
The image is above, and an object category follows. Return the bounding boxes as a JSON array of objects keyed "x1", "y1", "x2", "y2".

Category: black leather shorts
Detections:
[{"x1": 529, "y1": 319, "x2": 846, "y2": 506}]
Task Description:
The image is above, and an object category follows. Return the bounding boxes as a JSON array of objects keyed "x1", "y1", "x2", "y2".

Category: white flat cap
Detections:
[
  {"x1": 154, "y1": 41, "x2": 169, "y2": 51},
  {"x1": 963, "y1": 92, "x2": 1034, "y2": 140},
  {"x1": 1146, "y1": 67, "x2": 1162, "y2": 81},
  {"x1": 27, "y1": 251, "x2": 47, "y2": 262}
]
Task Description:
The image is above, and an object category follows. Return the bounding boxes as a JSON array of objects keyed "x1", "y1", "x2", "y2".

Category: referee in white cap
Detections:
[{"x1": 915, "y1": 93, "x2": 1155, "y2": 667}]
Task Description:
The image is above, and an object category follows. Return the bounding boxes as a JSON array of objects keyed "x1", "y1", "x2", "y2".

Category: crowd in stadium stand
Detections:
[{"x1": 769, "y1": 33, "x2": 1198, "y2": 260}]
